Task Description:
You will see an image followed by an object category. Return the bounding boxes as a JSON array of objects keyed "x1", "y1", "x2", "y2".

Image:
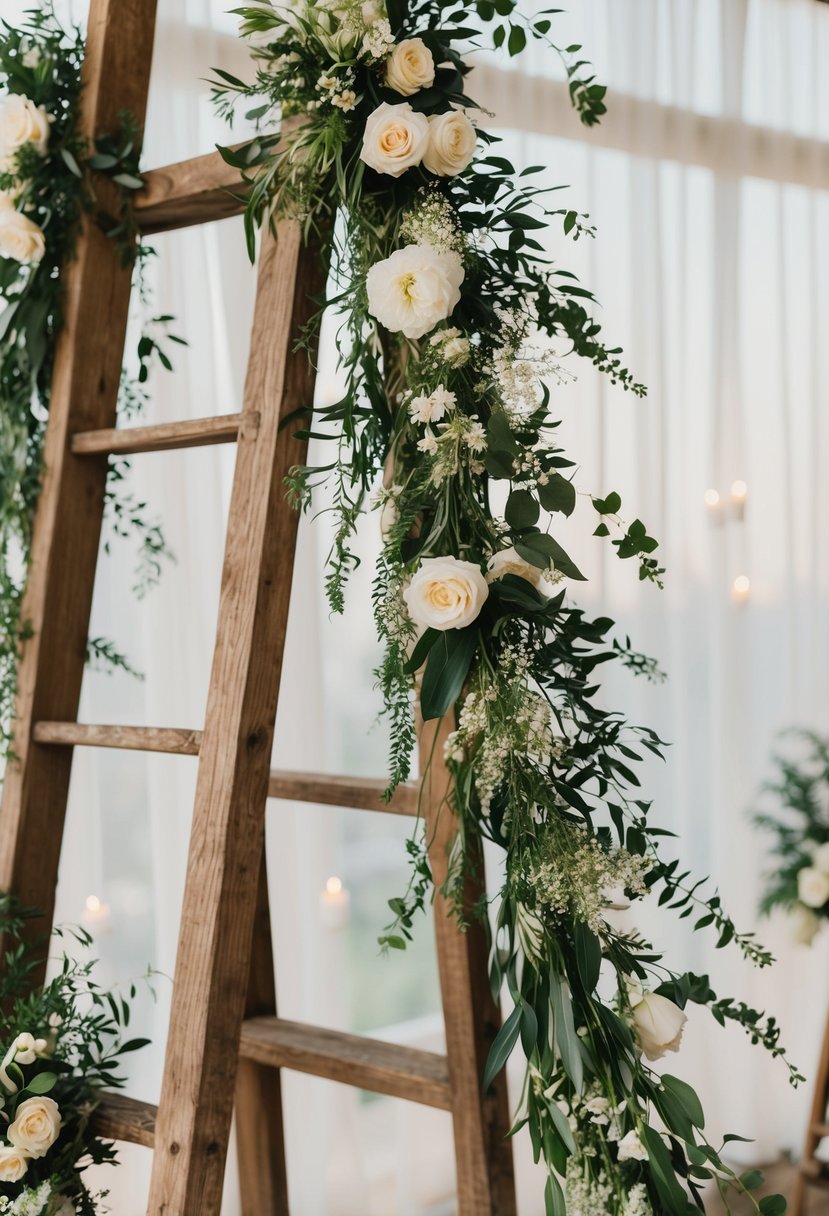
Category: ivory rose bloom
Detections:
[
  {"x1": 403, "y1": 556, "x2": 488, "y2": 630},
  {"x1": 0, "y1": 207, "x2": 46, "y2": 264},
  {"x1": 631, "y1": 991, "x2": 687, "y2": 1061},
  {"x1": 8, "y1": 1096, "x2": 62, "y2": 1158},
  {"x1": 386, "y1": 38, "x2": 436, "y2": 96},
  {"x1": 423, "y1": 109, "x2": 477, "y2": 177},
  {"x1": 0, "y1": 93, "x2": 50, "y2": 167},
  {"x1": 360, "y1": 102, "x2": 430, "y2": 177},
  {"x1": 791, "y1": 903, "x2": 821, "y2": 946},
  {"x1": 486, "y1": 547, "x2": 542, "y2": 588},
  {"x1": 0, "y1": 1144, "x2": 29, "y2": 1183},
  {"x1": 366, "y1": 243, "x2": 464, "y2": 339},
  {"x1": 798, "y1": 865, "x2": 829, "y2": 909}
]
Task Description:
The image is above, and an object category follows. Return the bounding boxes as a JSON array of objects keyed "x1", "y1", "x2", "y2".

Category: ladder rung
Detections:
[
  {"x1": 135, "y1": 149, "x2": 249, "y2": 234},
  {"x1": 72, "y1": 413, "x2": 244, "y2": 456},
  {"x1": 239, "y1": 1018, "x2": 452, "y2": 1110},
  {"x1": 93, "y1": 1092, "x2": 157, "y2": 1148},
  {"x1": 33, "y1": 722, "x2": 203, "y2": 755},
  {"x1": 811, "y1": 1122, "x2": 829, "y2": 1138},
  {"x1": 267, "y1": 770, "x2": 418, "y2": 816}
]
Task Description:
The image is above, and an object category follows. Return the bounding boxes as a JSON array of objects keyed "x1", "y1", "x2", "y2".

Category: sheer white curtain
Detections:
[{"x1": 3, "y1": 0, "x2": 829, "y2": 1213}]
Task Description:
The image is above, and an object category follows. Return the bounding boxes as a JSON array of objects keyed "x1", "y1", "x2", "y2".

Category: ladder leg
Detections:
[
  {"x1": 235, "y1": 849, "x2": 290, "y2": 1215},
  {"x1": 0, "y1": 0, "x2": 157, "y2": 963},
  {"x1": 421, "y1": 718, "x2": 517, "y2": 1216},
  {"x1": 791, "y1": 1004, "x2": 829, "y2": 1216},
  {"x1": 147, "y1": 227, "x2": 324, "y2": 1216}
]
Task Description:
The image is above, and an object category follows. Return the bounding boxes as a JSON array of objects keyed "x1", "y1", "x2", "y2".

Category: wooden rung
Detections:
[
  {"x1": 72, "y1": 413, "x2": 244, "y2": 456},
  {"x1": 239, "y1": 1018, "x2": 452, "y2": 1110},
  {"x1": 32, "y1": 722, "x2": 203, "y2": 755},
  {"x1": 811, "y1": 1122, "x2": 829, "y2": 1138},
  {"x1": 92, "y1": 1092, "x2": 157, "y2": 1148},
  {"x1": 135, "y1": 149, "x2": 249, "y2": 234},
  {"x1": 267, "y1": 769, "x2": 419, "y2": 817}
]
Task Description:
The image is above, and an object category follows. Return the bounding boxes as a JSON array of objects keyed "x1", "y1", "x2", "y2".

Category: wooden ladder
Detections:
[
  {"x1": 791, "y1": 1007, "x2": 829, "y2": 1215},
  {"x1": 0, "y1": 2, "x2": 516, "y2": 1214}
]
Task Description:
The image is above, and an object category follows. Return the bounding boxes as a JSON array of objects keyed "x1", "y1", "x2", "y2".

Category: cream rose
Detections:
[
  {"x1": 8, "y1": 1096, "x2": 62, "y2": 1158},
  {"x1": 403, "y1": 556, "x2": 488, "y2": 630},
  {"x1": 385, "y1": 38, "x2": 436, "y2": 96},
  {"x1": 791, "y1": 903, "x2": 821, "y2": 946},
  {"x1": 630, "y1": 991, "x2": 687, "y2": 1062},
  {"x1": 814, "y1": 842, "x2": 829, "y2": 874},
  {"x1": 423, "y1": 109, "x2": 477, "y2": 177},
  {"x1": 360, "y1": 102, "x2": 430, "y2": 178},
  {"x1": 0, "y1": 208, "x2": 46, "y2": 264},
  {"x1": 798, "y1": 865, "x2": 829, "y2": 909},
  {"x1": 366, "y1": 243, "x2": 464, "y2": 339},
  {"x1": 0, "y1": 94, "x2": 50, "y2": 166},
  {"x1": 0, "y1": 1144, "x2": 29, "y2": 1183},
  {"x1": 486, "y1": 547, "x2": 543, "y2": 588}
]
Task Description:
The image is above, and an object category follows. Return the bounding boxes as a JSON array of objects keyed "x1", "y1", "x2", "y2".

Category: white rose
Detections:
[
  {"x1": 814, "y1": 842, "x2": 829, "y2": 875},
  {"x1": 486, "y1": 547, "x2": 542, "y2": 588},
  {"x1": 385, "y1": 38, "x2": 436, "y2": 96},
  {"x1": 798, "y1": 865, "x2": 829, "y2": 909},
  {"x1": 366, "y1": 243, "x2": 464, "y2": 339},
  {"x1": 0, "y1": 1144, "x2": 29, "y2": 1182},
  {"x1": 403, "y1": 556, "x2": 488, "y2": 631},
  {"x1": 0, "y1": 93, "x2": 50, "y2": 166},
  {"x1": 8, "y1": 1096, "x2": 62, "y2": 1158},
  {"x1": 791, "y1": 903, "x2": 821, "y2": 946},
  {"x1": 630, "y1": 991, "x2": 687, "y2": 1062},
  {"x1": 616, "y1": 1130, "x2": 648, "y2": 1162},
  {"x1": 360, "y1": 102, "x2": 430, "y2": 177},
  {"x1": 423, "y1": 109, "x2": 477, "y2": 177},
  {"x1": 0, "y1": 208, "x2": 46, "y2": 264}
]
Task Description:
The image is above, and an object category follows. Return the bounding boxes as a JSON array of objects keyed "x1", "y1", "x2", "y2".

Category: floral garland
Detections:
[
  {"x1": 755, "y1": 730, "x2": 829, "y2": 947},
  {"x1": 0, "y1": 4, "x2": 176, "y2": 751},
  {"x1": 0, "y1": 900, "x2": 146, "y2": 1215},
  {"x1": 213, "y1": 3, "x2": 800, "y2": 1213}
]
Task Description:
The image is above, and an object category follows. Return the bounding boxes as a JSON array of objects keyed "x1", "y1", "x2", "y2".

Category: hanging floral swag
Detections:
[
  {"x1": 0, "y1": 900, "x2": 148, "y2": 1216},
  {"x1": 0, "y1": 3, "x2": 179, "y2": 754},
  {"x1": 212, "y1": 3, "x2": 804, "y2": 1214},
  {"x1": 755, "y1": 730, "x2": 829, "y2": 947}
]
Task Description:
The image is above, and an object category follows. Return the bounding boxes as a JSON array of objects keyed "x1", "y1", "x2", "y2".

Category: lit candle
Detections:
[
  {"x1": 81, "y1": 894, "x2": 112, "y2": 936},
  {"x1": 730, "y1": 480, "x2": 748, "y2": 504},
  {"x1": 319, "y1": 876, "x2": 350, "y2": 931},
  {"x1": 704, "y1": 488, "x2": 720, "y2": 509},
  {"x1": 731, "y1": 575, "x2": 750, "y2": 603}
]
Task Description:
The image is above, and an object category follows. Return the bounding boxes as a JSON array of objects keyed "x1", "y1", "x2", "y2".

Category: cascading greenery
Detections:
[
  {"x1": 211, "y1": 3, "x2": 800, "y2": 1212},
  {"x1": 0, "y1": 4, "x2": 176, "y2": 752}
]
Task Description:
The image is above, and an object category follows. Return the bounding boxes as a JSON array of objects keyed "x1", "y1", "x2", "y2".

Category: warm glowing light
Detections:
[
  {"x1": 730, "y1": 479, "x2": 748, "y2": 503},
  {"x1": 704, "y1": 488, "x2": 720, "y2": 508},
  {"x1": 85, "y1": 895, "x2": 101, "y2": 913},
  {"x1": 731, "y1": 575, "x2": 751, "y2": 601},
  {"x1": 325, "y1": 876, "x2": 343, "y2": 896}
]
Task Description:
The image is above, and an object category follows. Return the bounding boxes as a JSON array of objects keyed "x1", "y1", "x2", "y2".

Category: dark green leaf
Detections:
[
  {"x1": 573, "y1": 921, "x2": 602, "y2": 993},
  {"x1": 484, "y1": 1003, "x2": 522, "y2": 1091},
  {"x1": 420, "y1": 627, "x2": 478, "y2": 720}
]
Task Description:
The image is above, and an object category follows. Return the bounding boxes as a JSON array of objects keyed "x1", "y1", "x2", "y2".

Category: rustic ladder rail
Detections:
[
  {"x1": 0, "y1": 2, "x2": 516, "y2": 1214},
  {"x1": 791, "y1": 1009, "x2": 829, "y2": 1216}
]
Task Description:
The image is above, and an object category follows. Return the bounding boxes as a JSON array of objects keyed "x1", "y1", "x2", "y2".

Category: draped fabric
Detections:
[{"x1": 2, "y1": 1, "x2": 828, "y2": 1211}]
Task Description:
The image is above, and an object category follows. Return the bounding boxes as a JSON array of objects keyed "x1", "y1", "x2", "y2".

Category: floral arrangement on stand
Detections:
[
  {"x1": 0, "y1": 900, "x2": 147, "y2": 1216},
  {"x1": 755, "y1": 730, "x2": 829, "y2": 947},
  {"x1": 0, "y1": 3, "x2": 178, "y2": 752},
  {"x1": 212, "y1": 2, "x2": 801, "y2": 1213}
]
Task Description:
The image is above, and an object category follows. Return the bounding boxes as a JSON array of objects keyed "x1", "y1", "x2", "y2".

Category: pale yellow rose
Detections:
[
  {"x1": 630, "y1": 991, "x2": 687, "y2": 1062},
  {"x1": 0, "y1": 93, "x2": 51, "y2": 167},
  {"x1": 386, "y1": 38, "x2": 436, "y2": 96},
  {"x1": 403, "y1": 556, "x2": 488, "y2": 630},
  {"x1": 798, "y1": 865, "x2": 829, "y2": 909},
  {"x1": 360, "y1": 102, "x2": 430, "y2": 177},
  {"x1": 486, "y1": 547, "x2": 542, "y2": 588},
  {"x1": 0, "y1": 208, "x2": 45, "y2": 264},
  {"x1": 0, "y1": 1144, "x2": 29, "y2": 1182},
  {"x1": 8, "y1": 1095, "x2": 62, "y2": 1158},
  {"x1": 423, "y1": 109, "x2": 477, "y2": 177}
]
